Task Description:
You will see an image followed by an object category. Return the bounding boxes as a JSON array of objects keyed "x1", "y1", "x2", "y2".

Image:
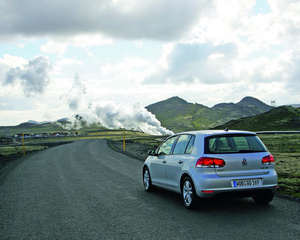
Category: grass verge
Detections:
[{"x1": 258, "y1": 134, "x2": 300, "y2": 198}]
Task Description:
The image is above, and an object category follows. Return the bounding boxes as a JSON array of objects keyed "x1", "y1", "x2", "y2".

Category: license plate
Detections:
[{"x1": 232, "y1": 179, "x2": 262, "y2": 188}]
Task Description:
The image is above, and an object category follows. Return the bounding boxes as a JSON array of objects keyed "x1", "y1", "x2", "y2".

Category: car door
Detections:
[
  {"x1": 150, "y1": 136, "x2": 178, "y2": 187},
  {"x1": 166, "y1": 135, "x2": 195, "y2": 189}
]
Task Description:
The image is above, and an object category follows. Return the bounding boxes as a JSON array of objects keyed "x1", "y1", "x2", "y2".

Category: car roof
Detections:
[{"x1": 178, "y1": 130, "x2": 256, "y2": 137}]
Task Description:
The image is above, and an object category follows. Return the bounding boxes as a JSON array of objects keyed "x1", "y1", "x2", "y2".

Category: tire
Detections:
[
  {"x1": 182, "y1": 176, "x2": 199, "y2": 210},
  {"x1": 252, "y1": 191, "x2": 274, "y2": 204},
  {"x1": 143, "y1": 167, "x2": 155, "y2": 192}
]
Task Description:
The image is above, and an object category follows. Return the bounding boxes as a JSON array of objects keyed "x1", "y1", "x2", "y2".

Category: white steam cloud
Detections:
[
  {"x1": 65, "y1": 72, "x2": 87, "y2": 111},
  {"x1": 60, "y1": 73, "x2": 173, "y2": 135},
  {"x1": 91, "y1": 101, "x2": 173, "y2": 135}
]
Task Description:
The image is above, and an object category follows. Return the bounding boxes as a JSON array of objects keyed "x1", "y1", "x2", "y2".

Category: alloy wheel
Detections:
[
  {"x1": 143, "y1": 169, "x2": 150, "y2": 190},
  {"x1": 183, "y1": 179, "x2": 193, "y2": 207}
]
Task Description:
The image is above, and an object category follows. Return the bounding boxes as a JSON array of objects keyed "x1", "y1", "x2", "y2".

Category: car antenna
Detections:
[{"x1": 224, "y1": 127, "x2": 229, "y2": 132}]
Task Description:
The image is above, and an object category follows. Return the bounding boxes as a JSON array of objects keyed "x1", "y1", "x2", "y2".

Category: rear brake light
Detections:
[
  {"x1": 196, "y1": 157, "x2": 225, "y2": 168},
  {"x1": 262, "y1": 155, "x2": 275, "y2": 165}
]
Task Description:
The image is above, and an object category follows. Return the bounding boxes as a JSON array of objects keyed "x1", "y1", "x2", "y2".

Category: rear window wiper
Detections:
[{"x1": 238, "y1": 150, "x2": 263, "y2": 153}]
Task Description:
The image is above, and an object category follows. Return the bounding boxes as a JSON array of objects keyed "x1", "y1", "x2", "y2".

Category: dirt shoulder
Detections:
[{"x1": 107, "y1": 139, "x2": 150, "y2": 162}]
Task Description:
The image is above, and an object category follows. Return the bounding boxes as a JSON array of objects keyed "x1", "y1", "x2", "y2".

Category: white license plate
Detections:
[{"x1": 232, "y1": 179, "x2": 262, "y2": 188}]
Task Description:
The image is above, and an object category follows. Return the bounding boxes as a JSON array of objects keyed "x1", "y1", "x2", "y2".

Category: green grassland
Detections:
[
  {"x1": 1, "y1": 145, "x2": 49, "y2": 156},
  {"x1": 259, "y1": 134, "x2": 300, "y2": 198}
]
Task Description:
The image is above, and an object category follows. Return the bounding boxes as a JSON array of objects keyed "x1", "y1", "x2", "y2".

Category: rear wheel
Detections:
[
  {"x1": 143, "y1": 167, "x2": 155, "y2": 192},
  {"x1": 182, "y1": 176, "x2": 199, "y2": 210},
  {"x1": 252, "y1": 191, "x2": 274, "y2": 204}
]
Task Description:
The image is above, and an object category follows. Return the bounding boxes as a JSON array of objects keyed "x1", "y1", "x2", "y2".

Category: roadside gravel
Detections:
[{"x1": 108, "y1": 140, "x2": 150, "y2": 162}]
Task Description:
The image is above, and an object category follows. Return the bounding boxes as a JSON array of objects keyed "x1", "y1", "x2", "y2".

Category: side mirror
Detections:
[{"x1": 147, "y1": 150, "x2": 156, "y2": 156}]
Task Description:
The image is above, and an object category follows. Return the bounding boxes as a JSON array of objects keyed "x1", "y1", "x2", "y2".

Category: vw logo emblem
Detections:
[{"x1": 242, "y1": 158, "x2": 248, "y2": 166}]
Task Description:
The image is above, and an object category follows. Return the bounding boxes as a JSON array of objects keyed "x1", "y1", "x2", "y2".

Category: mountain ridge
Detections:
[
  {"x1": 213, "y1": 105, "x2": 300, "y2": 131},
  {"x1": 146, "y1": 96, "x2": 274, "y2": 133}
]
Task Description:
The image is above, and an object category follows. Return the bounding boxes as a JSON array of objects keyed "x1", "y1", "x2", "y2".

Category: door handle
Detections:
[
  {"x1": 162, "y1": 160, "x2": 167, "y2": 164},
  {"x1": 178, "y1": 160, "x2": 184, "y2": 164}
]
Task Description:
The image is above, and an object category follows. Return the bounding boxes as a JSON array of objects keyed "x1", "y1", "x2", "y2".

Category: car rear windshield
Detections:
[{"x1": 204, "y1": 134, "x2": 268, "y2": 154}]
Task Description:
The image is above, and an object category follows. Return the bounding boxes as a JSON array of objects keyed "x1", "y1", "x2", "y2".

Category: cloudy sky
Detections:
[{"x1": 1, "y1": 0, "x2": 300, "y2": 130}]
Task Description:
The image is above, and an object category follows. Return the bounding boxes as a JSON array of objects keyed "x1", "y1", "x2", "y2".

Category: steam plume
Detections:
[{"x1": 60, "y1": 73, "x2": 173, "y2": 135}]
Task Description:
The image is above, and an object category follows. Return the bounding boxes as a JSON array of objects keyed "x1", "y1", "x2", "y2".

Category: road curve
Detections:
[{"x1": 0, "y1": 139, "x2": 299, "y2": 239}]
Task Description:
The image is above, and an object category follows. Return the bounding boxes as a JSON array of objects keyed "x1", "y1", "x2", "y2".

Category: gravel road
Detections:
[{"x1": 1, "y1": 139, "x2": 300, "y2": 239}]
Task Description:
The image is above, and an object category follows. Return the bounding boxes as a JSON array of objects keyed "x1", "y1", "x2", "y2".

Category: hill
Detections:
[
  {"x1": 146, "y1": 97, "x2": 211, "y2": 132},
  {"x1": 146, "y1": 96, "x2": 273, "y2": 133},
  {"x1": 0, "y1": 115, "x2": 106, "y2": 136},
  {"x1": 0, "y1": 122, "x2": 65, "y2": 135},
  {"x1": 213, "y1": 105, "x2": 300, "y2": 132}
]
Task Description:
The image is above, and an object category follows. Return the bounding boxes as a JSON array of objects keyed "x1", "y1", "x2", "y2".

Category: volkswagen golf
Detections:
[{"x1": 142, "y1": 130, "x2": 278, "y2": 209}]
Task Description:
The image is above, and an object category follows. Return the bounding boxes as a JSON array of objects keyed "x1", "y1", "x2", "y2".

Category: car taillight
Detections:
[
  {"x1": 262, "y1": 154, "x2": 275, "y2": 165},
  {"x1": 196, "y1": 157, "x2": 226, "y2": 168}
]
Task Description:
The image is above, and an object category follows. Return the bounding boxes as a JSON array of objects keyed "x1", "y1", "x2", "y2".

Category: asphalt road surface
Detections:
[{"x1": 1, "y1": 139, "x2": 299, "y2": 239}]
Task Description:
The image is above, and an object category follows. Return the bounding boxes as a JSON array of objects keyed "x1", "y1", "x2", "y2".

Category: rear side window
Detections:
[
  {"x1": 173, "y1": 135, "x2": 195, "y2": 155},
  {"x1": 157, "y1": 136, "x2": 177, "y2": 155},
  {"x1": 205, "y1": 134, "x2": 267, "y2": 154},
  {"x1": 185, "y1": 135, "x2": 195, "y2": 154}
]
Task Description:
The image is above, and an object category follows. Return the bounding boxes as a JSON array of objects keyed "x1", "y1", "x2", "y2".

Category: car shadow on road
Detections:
[{"x1": 149, "y1": 187, "x2": 276, "y2": 215}]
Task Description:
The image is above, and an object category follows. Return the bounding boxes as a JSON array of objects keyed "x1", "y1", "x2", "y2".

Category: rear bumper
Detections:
[
  {"x1": 194, "y1": 171, "x2": 278, "y2": 198},
  {"x1": 197, "y1": 186, "x2": 277, "y2": 198}
]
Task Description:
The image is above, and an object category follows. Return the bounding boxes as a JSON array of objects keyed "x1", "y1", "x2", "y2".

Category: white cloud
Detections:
[
  {"x1": 113, "y1": 56, "x2": 149, "y2": 72},
  {"x1": 208, "y1": 53, "x2": 225, "y2": 59},
  {"x1": 0, "y1": 0, "x2": 212, "y2": 42},
  {"x1": 52, "y1": 58, "x2": 83, "y2": 74},
  {"x1": 1, "y1": 0, "x2": 300, "y2": 127},
  {"x1": 0, "y1": 54, "x2": 27, "y2": 69},
  {"x1": 41, "y1": 41, "x2": 68, "y2": 57},
  {"x1": 101, "y1": 63, "x2": 113, "y2": 76},
  {"x1": 101, "y1": 56, "x2": 150, "y2": 83},
  {"x1": 3, "y1": 55, "x2": 52, "y2": 97},
  {"x1": 56, "y1": 58, "x2": 82, "y2": 66},
  {"x1": 41, "y1": 35, "x2": 114, "y2": 58},
  {"x1": 144, "y1": 41, "x2": 238, "y2": 84},
  {"x1": 0, "y1": 55, "x2": 28, "y2": 91}
]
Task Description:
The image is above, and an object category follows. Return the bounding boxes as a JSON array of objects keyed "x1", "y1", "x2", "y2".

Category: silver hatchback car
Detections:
[{"x1": 142, "y1": 130, "x2": 278, "y2": 209}]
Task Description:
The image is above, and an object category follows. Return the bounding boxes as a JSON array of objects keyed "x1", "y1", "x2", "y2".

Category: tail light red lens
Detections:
[
  {"x1": 262, "y1": 155, "x2": 275, "y2": 165},
  {"x1": 196, "y1": 157, "x2": 225, "y2": 168}
]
